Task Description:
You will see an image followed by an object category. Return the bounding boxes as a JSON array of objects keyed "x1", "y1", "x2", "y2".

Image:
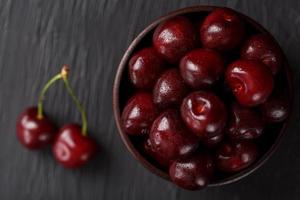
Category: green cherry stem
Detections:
[
  {"x1": 37, "y1": 72, "x2": 63, "y2": 119},
  {"x1": 61, "y1": 65, "x2": 88, "y2": 136}
]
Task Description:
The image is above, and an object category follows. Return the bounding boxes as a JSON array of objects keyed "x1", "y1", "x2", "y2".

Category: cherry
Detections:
[
  {"x1": 149, "y1": 110, "x2": 199, "y2": 163},
  {"x1": 226, "y1": 59, "x2": 274, "y2": 106},
  {"x1": 169, "y1": 153, "x2": 214, "y2": 190},
  {"x1": 144, "y1": 139, "x2": 170, "y2": 167},
  {"x1": 122, "y1": 92, "x2": 158, "y2": 135},
  {"x1": 241, "y1": 34, "x2": 282, "y2": 75},
  {"x1": 227, "y1": 103, "x2": 264, "y2": 139},
  {"x1": 16, "y1": 107, "x2": 56, "y2": 150},
  {"x1": 129, "y1": 47, "x2": 165, "y2": 89},
  {"x1": 202, "y1": 133, "x2": 224, "y2": 148},
  {"x1": 52, "y1": 124, "x2": 97, "y2": 168},
  {"x1": 216, "y1": 140, "x2": 258, "y2": 172},
  {"x1": 153, "y1": 16, "x2": 198, "y2": 64},
  {"x1": 180, "y1": 48, "x2": 224, "y2": 89},
  {"x1": 181, "y1": 91, "x2": 227, "y2": 139},
  {"x1": 200, "y1": 8, "x2": 245, "y2": 51},
  {"x1": 153, "y1": 69, "x2": 188, "y2": 109},
  {"x1": 260, "y1": 94, "x2": 289, "y2": 123}
]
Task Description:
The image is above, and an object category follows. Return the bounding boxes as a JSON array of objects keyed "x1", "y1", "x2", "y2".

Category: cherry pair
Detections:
[{"x1": 16, "y1": 66, "x2": 97, "y2": 168}]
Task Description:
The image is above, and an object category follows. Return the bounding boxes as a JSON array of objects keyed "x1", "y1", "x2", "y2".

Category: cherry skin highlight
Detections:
[
  {"x1": 180, "y1": 48, "x2": 224, "y2": 89},
  {"x1": 227, "y1": 103, "x2": 265, "y2": 140},
  {"x1": 153, "y1": 16, "x2": 198, "y2": 64},
  {"x1": 169, "y1": 153, "x2": 214, "y2": 190},
  {"x1": 16, "y1": 107, "x2": 56, "y2": 150},
  {"x1": 122, "y1": 92, "x2": 158, "y2": 136},
  {"x1": 153, "y1": 69, "x2": 188, "y2": 109},
  {"x1": 200, "y1": 8, "x2": 245, "y2": 51},
  {"x1": 129, "y1": 47, "x2": 166, "y2": 89},
  {"x1": 202, "y1": 133, "x2": 224, "y2": 148},
  {"x1": 216, "y1": 140, "x2": 258, "y2": 172},
  {"x1": 149, "y1": 110, "x2": 199, "y2": 164},
  {"x1": 52, "y1": 123, "x2": 97, "y2": 168},
  {"x1": 180, "y1": 91, "x2": 227, "y2": 139},
  {"x1": 241, "y1": 34, "x2": 282, "y2": 75},
  {"x1": 226, "y1": 59, "x2": 274, "y2": 106}
]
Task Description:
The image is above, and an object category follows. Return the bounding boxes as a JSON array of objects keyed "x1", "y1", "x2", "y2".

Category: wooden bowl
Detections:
[{"x1": 113, "y1": 5, "x2": 294, "y2": 187}]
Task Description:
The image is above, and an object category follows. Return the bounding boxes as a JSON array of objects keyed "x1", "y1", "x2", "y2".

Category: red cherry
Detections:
[
  {"x1": 181, "y1": 91, "x2": 227, "y2": 139},
  {"x1": 180, "y1": 48, "x2": 224, "y2": 89},
  {"x1": 52, "y1": 123, "x2": 97, "y2": 168},
  {"x1": 202, "y1": 133, "x2": 224, "y2": 148},
  {"x1": 200, "y1": 8, "x2": 245, "y2": 51},
  {"x1": 226, "y1": 59, "x2": 274, "y2": 106},
  {"x1": 153, "y1": 16, "x2": 198, "y2": 64},
  {"x1": 144, "y1": 139, "x2": 170, "y2": 167},
  {"x1": 153, "y1": 69, "x2": 188, "y2": 109},
  {"x1": 149, "y1": 110, "x2": 199, "y2": 163},
  {"x1": 122, "y1": 92, "x2": 158, "y2": 136},
  {"x1": 216, "y1": 140, "x2": 258, "y2": 172},
  {"x1": 227, "y1": 103, "x2": 265, "y2": 139},
  {"x1": 169, "y1": 153, "x2": 214, "y2": 190},
  {"x1": 129, "y1": 47, "x2": 165, "y2": 89},
  {"x1": 241, "y1": 34, "x2": 282, "y2": 75},
  {"x1": 16, "y1": 107, "x2": 56, "y2": 150}
]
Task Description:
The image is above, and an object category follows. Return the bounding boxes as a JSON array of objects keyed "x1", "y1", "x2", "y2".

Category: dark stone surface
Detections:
[{"x1": 0, "y1": 0, "x2": 299, "y2": 199}]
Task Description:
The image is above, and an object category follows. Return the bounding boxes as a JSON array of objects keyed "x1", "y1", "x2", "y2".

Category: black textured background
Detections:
[{"x1": 0, "y1": 0, "x2": 300, "y2": 199}]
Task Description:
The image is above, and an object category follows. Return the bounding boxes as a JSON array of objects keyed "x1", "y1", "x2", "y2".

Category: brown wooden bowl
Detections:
[{"x1": 113, "y1": 5, "x2": 294, "y2": 187}]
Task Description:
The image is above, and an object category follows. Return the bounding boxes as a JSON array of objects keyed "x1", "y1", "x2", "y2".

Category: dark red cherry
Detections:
[
  {"x1": 144, "y1": 139, "x2": 170, "y2": 167},
  {"x1": 241, "y1": 34, "x2": 282, "y2": 75},
  {"x1": 227, "y1": 103, "x2": 264, "y2": 139},
  {"x1": 149, "y1": 110, "x2": 199, "y2": 163},
  {"x1": 216, "y1": 140, "x2": 258, "y2": 172},
  {"x1": 200, "y1": 8, "x2": 245, "y2": 51},
  {"x1": 169, "y1": 153, "x2": 214, "y2": 190},
  {"x1": 181, "y1": 91, "x2": 227, "y2": 138},
  {"x1": 153, "y1": 16, "x2": 198, "y2": 64},
  {"x1": 16, "y1": 107, "x2": 56, "y2": 150},
  {"x1": 202, "y1": 133, "x2": 224, "y2": 148},
  {"x1": 180, "y1": 48, "x2": 224, "y2": 89},
  {"x1": 52, "y1": 123, "x2": 97, "y2": 168},
  {"x1": 129, "y1": 47, "x2": 165, "y2": 89},
  {"x1": 122, "y1": 92, "x2": 158, "y2": 136},
  {"x1": 260, "y1": 94, "x2": 289, "y2": 123},
  {"x1": 226, "y1": 59, "x2": 274, "y2": 106},
  {"x1": 153, "y1": 69, "x2": 188, "y2": 109}
]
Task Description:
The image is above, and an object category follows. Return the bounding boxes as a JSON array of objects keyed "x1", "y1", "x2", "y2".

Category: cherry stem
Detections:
[
  {"x1": 37, "y1": 73, "x2": 62, "y2": 119},
  {"x1": 61, "y1": 65, "x2": 88, "y2": 136}
]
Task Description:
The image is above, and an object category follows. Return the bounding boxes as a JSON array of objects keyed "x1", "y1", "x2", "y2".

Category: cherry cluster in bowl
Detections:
[{"x1": 121, "y1": 8, "x2": 290, "y2": 190}]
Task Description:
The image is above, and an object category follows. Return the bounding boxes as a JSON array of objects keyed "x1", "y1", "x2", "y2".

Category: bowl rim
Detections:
[{"x1": 112, "y1": 5, "x2": 294, "y2": 187}]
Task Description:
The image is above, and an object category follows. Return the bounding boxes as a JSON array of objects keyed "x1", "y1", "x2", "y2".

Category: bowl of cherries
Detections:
[{"x1": 113, "y1": 6, "x2": 293, "y2": 190}]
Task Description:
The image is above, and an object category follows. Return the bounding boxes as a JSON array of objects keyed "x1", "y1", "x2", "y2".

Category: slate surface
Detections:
[{"x1": 0, "y1": 0, "x2": 300, "y2": 199}]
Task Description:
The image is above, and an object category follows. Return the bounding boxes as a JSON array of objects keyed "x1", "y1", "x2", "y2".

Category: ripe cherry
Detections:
[
  {"x1": 226, "y1": 59, "x2": 274, "y2": 106},
  {"x1": 202, "y1": 133, "x2": 224, "y2": 148},
  {"x1": 180, "y1": 48, "x2": 224, "y2": 89},
  {"x1": 144, "y1": 139, "x2": 170, "y2": 167},
  {"x1": 129, "y1": 47, "x2": 165, "y2": 89},
  {"x1": 200, "y1": 8, "x2": 245, "y2": 51},
  {"x1": 122, "y1": 92, "x2": 158, "y2": 136},
  {"x1": 153, "y1": 69, "x2": 188, "y2": 109},
  {"x1": 16, "y1": 107, "x2": 56, "y2": 150},
  {"x1": 181, "y1": 91, "x2": 227, "y2": 139},
  {"x1": 169, "y1": 153, "x2": 214, "y2": 190},
  {"x1": 153, "y1": 16, "x2": 198, "y2": 64}
]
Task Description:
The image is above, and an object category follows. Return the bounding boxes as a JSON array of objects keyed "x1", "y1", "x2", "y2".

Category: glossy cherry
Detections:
[
  {"x1": 52, "y1": 123, "x2": 97, "y2": 168},
  {"x1": 200, "y1": 8, "x2": 245, "y2": 51},
  {"x1": 227, "y1": 103, "x2": 264, "y2": 139},
  {"x1": 153, "y1": 16, "x2": 198, "y2": 64},
  {"x1": 241, "y1": 34, "x2": 282, "y2": 75},
  {"x1": 202, "y1": 133, "x2": 224, "y2": 148},
  {"x1": 122, "y1": 92, "x2": 158, "y2": 136},
  {"x1": 144, "y1": 139, "x2": 170, "y2": 167},
  {"x1": 169, "y1": 153, "x2": 214, "y2": 190},
  {"x1": 149, "y1": 110, "x2": 199, "y2": 164},
  {"x1": 129, "y1": 47, "x2": 165, "y2": 89},
  {"x1": 181, "y1": 91, "x2": 227, "y2": 139},
  {"x1": 153, "y1": 69, "x2": 188, "y2": 109},
  {"x1": 180, "y1": 48, "x2": 224, "y2": 89},
  {"x1": 216, "y1": 140, "x2": 258, "y2": 172},
  {"x1": 16, "y1": 107, "x2": 56, "y2": 150},
  {"x1": 226, "y1": 59, "x2": 274, "y2": 106}
]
